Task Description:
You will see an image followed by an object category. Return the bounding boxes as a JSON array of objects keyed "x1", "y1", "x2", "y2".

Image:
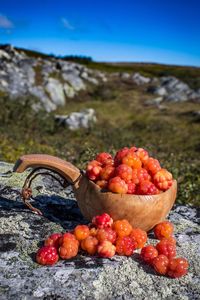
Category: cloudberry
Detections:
[
  {"x1": 145, "y1": 158, "x2": 161, "y2": 175},
  {"x1": 96, "y1": 180, "x2": 108, "y2": 189},
  {"x1": 136, "y1": 148, "x2": 149, "y2": 164},
  {"x1": 90, "y1": 227, "x2": 98, "y2": 237},
  {"x1": 122, "y1": 153, "x2": 142, "y2": 169},
  {"x1": 156, "y1": 239, "x2": 176, "y2": 259},
  {"x1": 167, "y1": 257, "x2": 189, "y2": 278},
  {"x1": 59, "y1": 232, "x2": 77, "y2": 246},
  {"x1": 96, "y1": 152, "x2": 112, "y2": 165},
  {"x1": 81, "y1": 236, "x2": 98, "y2": 255},
  {"x1": 92, "y1": 213, "x2": 113, "y2": 229},
  {"x1": 129, "y1": 146, "x2": 138, "y2": 154},
  {"x1": 100, "y1": 165, "x2": 115, "y2": 181},
  {"x1": 154, "y1": 221, "x2": 174, "y2": 240},
  {"x1": 127, "y1": 182, "x2": 136, "y2": 194},
  {"x1": 108, "y1": 176, "x2": 128, "y2": 194},
  {"x1": 116, "y1": 236, "x2": 136, "y2": 256},
  {"x1": 136, "y1": 180, "x2": 159, "y2": 195},
  {"x1": 98, "y1": 241, "x2": 116, "y2": 258},
  {"x1": 36, "y1": 246, "x2": 59, "y2": 265},
  {"x1": 129, "y1": 228, "x2": 147, "y2": 249},
  {"x1": 96, "y1": 228, "x2": 117, "y2": 244},
  {"x1": 74, "y1": 225, "x2": 90, "y2": 241},
  {"x1": 44, "y1": 233, "x2": 62, "y2": 249},
  {"x1": 153, "y1": 169, "x2": 173, "y2": 191},
  {"x1": 86, "y1": 160, "x2": 102, "y2": 181},
  {"x1": 161, "y1": 237, "x2": 176, "y2": 245},
  {"x1": 132, "y1": 168, "x2": 151, "y2": 185},
  {"x1": 153, "y1": 255, "x2": 169, "y2": 275},
  {"x1": 140, "y1": 245, "x2": 158, "y2": 264},
  {"x1": 113, "y1": 219, "x2": 132, "y2": 237},
  {"x1": 59, "y1": 233, "x2": 79, "y2": 259},
  {"x1": 114, "y1": 147, "x2": 129, "y2": 166},
  {"x1": 115, "y1": 164, "x2": 133, "y2": 183}
]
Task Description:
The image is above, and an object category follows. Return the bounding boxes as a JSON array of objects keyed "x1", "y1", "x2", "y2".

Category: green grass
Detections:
[{"x1": 0, "y1": 80, "x2": 199, "y2": 206}]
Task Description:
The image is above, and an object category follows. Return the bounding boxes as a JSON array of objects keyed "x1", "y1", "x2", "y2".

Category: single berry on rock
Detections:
[
  {"x1": 145, "y1": 158, "x2": 161, "y2": 175},
  {"x1": 140, "y1": 245, "x2": 158, "y2": 264},
  {"x1": 36, "y1": 246, "x2": 59, "y2": 265},
  {"x1": 136, "y1": 148, "x2": 149, "y2": 164},
  {"x1": 132, "y1": 168, "x2": 151, "y2": 185},
  {"x1": 113, "y1": 219, "x2": 132, "y2": 237},
  {"x1": 96, "y1": 180, "x2": 108, "y2": 189},
  {"x1": 122, "y1": 153, "x2": 142, "y2": 169},
  {"x1": 114, "y1": 147, "x2": 130, "y2": 166},
  {"x1": 153, "y1": 169, "x2": 173, "y2": 191},
  {"x1": 154, "y1": 221, "x2": 174, "y2": 240},
  {"x1": 127, "y1": 182, "x2": 136, "y2": 194},
  {"x1": 129, "y1": 228, "x2": 147, "y2": 249},
  {"x1": 156, "y1": 239, "x2": 176, "y2": 259},
  {"x1": 96, "y1": 152, "x2": 112, "y2": 165},
  {"x1": 81, "y1": 236, "x2": 98, "y2": 255},
  {"x1": 115, "y1": 164, "x2": 133, "y2": 183},
  {"x1": 98, "y1": 241, "x2": 116, "y2": 258},
  {"x1": 74, "y1": 225, "x2": 90, "y2": 241},
  {"x1": 92, "y1": 213, "x2": 113, "y2": 229},
  {"x1": 44, "y1": 233, "x2": 62, "y2": 249},
  {"x1": 136, "y1": 180, "x2": 159, "y2": 195},
  {"x1": 96, "y1": 228, "x2": 117, "y2": 244},
  {"x1": 167, "y1": 257, "x2": 189, "y2": 278},
  {"x1": 100, "y1": 165, "x2": 115, "y2": 181},
  {"x1": 86, "y1": 160, "x2": 102, "y2": 181},
  {"x1": 108, "y1": 176, "x2": 128, "y2": 194},
  {"x1": 153, "y1": 254, "x2": 169, "y2": 275},
  {"x1": 116, "y1": 236, "x2": 136, "y2": 256}
]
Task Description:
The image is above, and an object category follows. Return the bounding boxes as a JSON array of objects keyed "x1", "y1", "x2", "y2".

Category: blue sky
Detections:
[{"x1": 0, "y1": 0, "x2": 200, "y2": 66}]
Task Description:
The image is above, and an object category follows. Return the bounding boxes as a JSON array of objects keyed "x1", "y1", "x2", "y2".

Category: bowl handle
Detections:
[{"x1": 13, "y1": 154, "x2": 81, "y2": 183}]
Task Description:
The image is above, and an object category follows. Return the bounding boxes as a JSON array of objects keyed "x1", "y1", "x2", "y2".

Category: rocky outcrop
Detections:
[
  {"x1": 0, "y1": 45, "x2": 107, "y2": 112},
  {"x1": 0, "y1": 161, "x2": 199, "y2": 300}
]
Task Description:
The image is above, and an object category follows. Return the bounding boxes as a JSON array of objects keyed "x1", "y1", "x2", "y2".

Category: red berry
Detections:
[
  {"x1": 156, "y1": 239, "x2": 176, "y2": 259},
  {"x1": 108, "y1": 176, "x2": 128, "y2": 194},
  {"x1": 145, "y1": 158, "x2": 161, "y2": 175},
  {"x1": 154, "y1": 221, "x2": 174, "y2": 240},
  {"x1": 81, "y1": 236, "x2": 98, "y2": 255},
  {"x1": 74, "y1": 225, "x2": 90, "y2": 241},
  {"x1": 122, "y1": 153, "x2": 142, "y2": 169},
  {"x1": 100, "y1": 165, "x2": 115, "y2": 181},
  {"x1": 153, "y1": 169, "x2": 173, "y2": 191},
  {"x1": 129, "y1": 228, "x2": 147, "y2": 249},
  {"x1": 98, "y1": 241, "x2": 116, "y2": 258},
  {"x1": 136, "y1": 148, "x2": 149, "y2": 164},
  {"x1": 44, "y1": 233, "x2": 62, "y2": 249},
  {"x1": 127, "y1": 182, "x2": 136, "y2": 194},
  {"x1": 136, "y1": 180, "x2": 159, "y2": 195},
  {"x1": 132, "y1": 168, "x2": 151, "y2": 184},
  {"x1": 96, "y1": 180, "x2": 108, "y2": 189},
  {"x1": 153, "y1": 255, "x2": 169, "y2": 275},
  {"x1": 113, "y1": 219, "x2": 132, "y2": 237},
  {"x1": 115, "y1": 164, "x2": 133, "y2": 183},
  {"x1": 114, "y1": 147, "x2": 130, "y2": 166},
  {"x1": 92, "y1": 213, "x2": 113, "y2": 229},
  {"x1": 116, "y1": 236, "x2": 136, "y2": 256},
  {"x1": 96, "y1": 228, "x2": 117, "y2": 244},
  {"x1": 96, "y1": 152, "x2": 112, "y2": 165},
  {"x1": 161, "y1": 237, "x2": 176, "y2": 245},
  {"x1": 86, "y1": 160, "x2": 102, "y2": 181},
  {"x1": 36, "y1": 246, "x2": 59, "y2": 265},
  {"x1": 141, "y1": 245, "x2": 158, "y2": 264},
  {"x1": 167, "y1": 257, "x2": 189, "y2": 278}
]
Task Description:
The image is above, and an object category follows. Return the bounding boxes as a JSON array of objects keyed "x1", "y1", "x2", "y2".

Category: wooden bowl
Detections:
[{"x1": 14, "y1": 154, "x2": 177, "y2": 232}]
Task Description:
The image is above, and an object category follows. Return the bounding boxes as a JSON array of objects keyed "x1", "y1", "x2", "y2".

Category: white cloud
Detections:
[
  {"x1": 0, "y1": 14, "x2": 14, "y2": 29},
  {"x1": 61, "y1": 18, "x2": 75, "y2": 30}
]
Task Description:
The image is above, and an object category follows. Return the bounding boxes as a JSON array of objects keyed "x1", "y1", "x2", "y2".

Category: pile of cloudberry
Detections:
[
  {"x1": 85, "y1": 147, "x2": 173, "y2": 195},
  {"x1": 36, "y1": 213, "x2": 188, "y2": 278}
]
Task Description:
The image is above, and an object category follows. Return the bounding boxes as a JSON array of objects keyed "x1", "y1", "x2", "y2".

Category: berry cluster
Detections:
[
  {"x1": 140, "y1": 220, "x2": 189, "y2": 278},
  {"x1": 35, "y1": 215, "x2": 188, "y2": 278},
  {"x1": 86, "y1": 147, "x2": 173, "y2": 195}
]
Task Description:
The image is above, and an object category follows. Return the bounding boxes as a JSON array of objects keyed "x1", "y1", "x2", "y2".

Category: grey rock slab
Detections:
[
  {"x1": 0, "y1": 162, "x2": 199, "y2": 300},
  {"x1": 45, "y1": 78, "x2": 66, "y2": 106},
  {"x1": 132, "y1": 72, "x2": 151, "y2": 85}
]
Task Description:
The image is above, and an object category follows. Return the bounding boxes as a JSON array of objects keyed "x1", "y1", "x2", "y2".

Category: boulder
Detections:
[
  {"x1": 0, "y1": 161, "x2": 199, "y2": 299},
  {"x1": 45, "y1": 78, "x2": 66, "y2": 106},
  {"x1": 132, "y1": 73, "x2": 151, "y2": 85}
]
